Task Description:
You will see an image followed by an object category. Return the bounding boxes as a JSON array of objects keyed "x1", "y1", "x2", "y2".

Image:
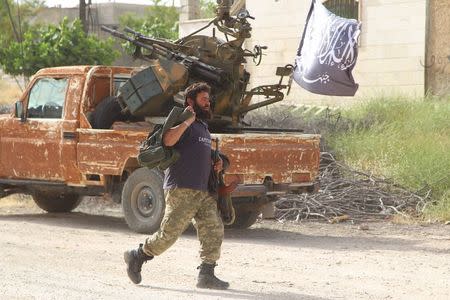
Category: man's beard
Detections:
[{"x1": 194, "y1": 103, "x2": 212, "y2": 120}]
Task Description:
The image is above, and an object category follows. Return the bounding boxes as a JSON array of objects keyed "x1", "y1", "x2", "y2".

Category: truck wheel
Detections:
[
  {"x1": 92, "y1": 96, "x2": 144, "y2": 129},
  {"x1": 226, "y1": 200, "x2": 261, "y2": 229},
  {"x1": 92, "y1": 96, "x2": 126, "y2": 129},
  {"x1": 122, "y1": 167, "x2": 165, "y2": 233},
  {"x1": 32, "y1": 192, "x2": 82, "y2": 213}
]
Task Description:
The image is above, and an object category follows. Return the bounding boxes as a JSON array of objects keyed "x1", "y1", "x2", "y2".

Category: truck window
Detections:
[
  {"x1": 114, "y1": 77, "x2": 128, "y2": 95},
  {"x1": 27, "y1": 77, "x2": 68, "y2": 119}
]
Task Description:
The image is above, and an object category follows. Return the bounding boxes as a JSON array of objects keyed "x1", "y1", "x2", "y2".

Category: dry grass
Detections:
[
  {"x1": 0, "y1": 194, "x2": 34, "y2": 208},
  {"x1": 0, "y1": 79, "x2": 22, "y2": 105},
  {"x1": 390, "y1": 214, "x2": 420, "y2": 225}
]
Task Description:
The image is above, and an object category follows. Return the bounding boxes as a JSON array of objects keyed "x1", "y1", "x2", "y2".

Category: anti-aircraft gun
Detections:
[{"x1": 101, "y1": 0, "x2": 294, "y2": 132}]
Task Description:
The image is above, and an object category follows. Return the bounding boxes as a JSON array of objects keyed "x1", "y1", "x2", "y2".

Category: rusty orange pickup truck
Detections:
[{"x1": 0, "y1": 66, "x2": 320, "y2": 232}]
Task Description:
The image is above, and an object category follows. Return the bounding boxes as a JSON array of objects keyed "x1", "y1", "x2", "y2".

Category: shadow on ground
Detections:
[
  {"x1": 0, "y1": 211, "x2": 448, "y2": 255},
  {"x1": 138, "y1": 283, "x2": 328, "y2": 300}
]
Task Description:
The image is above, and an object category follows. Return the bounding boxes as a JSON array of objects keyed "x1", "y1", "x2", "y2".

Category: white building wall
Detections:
[
  {"x1": 245, "y1": 0, "x2": 427, "y2": 106},
  {"x1": 178, "y1": 0, "x2": 427, "y2": 107}
]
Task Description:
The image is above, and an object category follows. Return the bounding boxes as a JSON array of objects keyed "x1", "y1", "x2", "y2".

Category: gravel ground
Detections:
[{"x1": 0, "y1": 195, "x2": 449, "y2": 300}]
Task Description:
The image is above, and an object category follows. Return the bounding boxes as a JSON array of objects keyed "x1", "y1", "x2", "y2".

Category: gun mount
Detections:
[{"x1": 101, "y1": 0, "x2": 293, "y2": 131}]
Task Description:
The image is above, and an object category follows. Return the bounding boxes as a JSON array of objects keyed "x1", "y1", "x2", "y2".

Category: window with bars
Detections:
[{"x1": 323, "y1": 0, "x2": 360, "y2": 20}]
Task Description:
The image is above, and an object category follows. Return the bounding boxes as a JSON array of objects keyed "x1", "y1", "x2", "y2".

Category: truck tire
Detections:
[
  {"x1": 226, "y1": 200, "x2": 261, "y2": 229},
  {"x1": 122, "y1": 167, "x2": 165, "y2": 234},
  {"x1": 32, "y1": 192, "x2": 82, "y2": 213},
  {"x1": 92, "y1": 96, "x2": 126, "y2": 129},
  {"x1": 92, "y1": 96, "x2": 144, "y2": 129}
]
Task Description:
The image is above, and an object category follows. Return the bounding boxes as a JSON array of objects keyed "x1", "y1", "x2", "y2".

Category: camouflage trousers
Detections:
[{"x1": 143, "y1": 188, "x2": 224, "y2": 264}]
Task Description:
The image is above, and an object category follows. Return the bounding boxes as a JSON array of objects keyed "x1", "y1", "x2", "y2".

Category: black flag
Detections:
[{"x1": 293, "y1": 0, "x2": 361, "y2": 96}]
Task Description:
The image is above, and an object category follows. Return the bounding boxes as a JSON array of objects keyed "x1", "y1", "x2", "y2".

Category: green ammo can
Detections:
[{"x1": 119, "y1": 59, "x2": 189, "y2": 117}]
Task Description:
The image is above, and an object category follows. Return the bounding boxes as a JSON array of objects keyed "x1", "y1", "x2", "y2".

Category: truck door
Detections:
[{"x1": 1, "y1": 77, "x2": 69, "y2": 181}]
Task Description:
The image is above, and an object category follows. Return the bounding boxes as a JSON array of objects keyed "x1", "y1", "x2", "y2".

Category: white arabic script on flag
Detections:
[{"x1": 293, "y1": 0, "x2": 361, "y2": 96}]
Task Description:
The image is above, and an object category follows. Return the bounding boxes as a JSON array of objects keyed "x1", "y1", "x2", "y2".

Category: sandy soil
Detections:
[{"x1": 0, "y1": 196, "x2": 449, "y2": 300}]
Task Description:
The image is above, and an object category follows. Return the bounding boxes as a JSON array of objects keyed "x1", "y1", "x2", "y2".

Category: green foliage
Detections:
[
  {"x1": 0, "y1": 18, "x2": 119, "y2": 77},
  {"x1": 120, "y1": 0, "x2": 179, "y2": 41},
  {"x1": 118, "y1": 0, "x2": 217, "y2": 55},
  {"x1": 326, "y1": 96, "x2": 450, "y2": 221},
  {"x1": 200, "y1": 0, "x2": 216, "y2": 19},
  {"x1": 0, "y1": 0, "x2": 44, "y2": 46}
]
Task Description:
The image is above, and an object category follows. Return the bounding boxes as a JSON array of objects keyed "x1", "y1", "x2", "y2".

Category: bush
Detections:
[
  {"x1": 246, "y1": 96, "x2": 450, "y2": 221},
  {"x1": 327, "y1": 96, "x2": 450, "y2": 221},
  {"x1": 119, "y1": 0, "x2": 179, "y2": 56},
  {"x1": 244, "y1": 104, "x2": 342, "y2": 151},
  {"x1": 0, "y1": 18, "x2": 119, "y2": 77}
]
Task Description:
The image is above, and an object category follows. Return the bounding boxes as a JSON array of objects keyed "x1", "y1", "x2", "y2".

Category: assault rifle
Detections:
[{"x1": 212, "y1": 138, "x2": 237, "y2": 225}]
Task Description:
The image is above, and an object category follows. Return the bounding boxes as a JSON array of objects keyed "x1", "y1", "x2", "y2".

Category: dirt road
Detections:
[{"x1": 0, "y1": 196, "x2": 449, "y2": 300}]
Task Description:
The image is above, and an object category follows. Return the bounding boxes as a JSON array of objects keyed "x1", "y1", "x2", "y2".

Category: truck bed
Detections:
[
  {"x1": 218, "y1": 133, "x2": 320, "y2": 186},
  {"x1": 77, "y1": 123, "x2": 320, "y2": 194}
]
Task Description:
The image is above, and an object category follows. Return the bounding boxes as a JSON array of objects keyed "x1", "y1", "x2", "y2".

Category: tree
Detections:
[
  {"x1": 79, "y1": 0, "x2": 88, "y2": 33},
  {"x1": 119, "y1": 0, "x2": 179, "y2": 41},
  {"x1": 0, "y1": 0, "x2": 44, "y2": 45},
  {"x1": 0, "y1": 18, "x2": 119, "y2": 77},
  {"x1": 200, "y1": 0, "x2": 216, "y2": 19},
  {"x1": 118, "y1": 0, "x2": 217, "y2": 56}
]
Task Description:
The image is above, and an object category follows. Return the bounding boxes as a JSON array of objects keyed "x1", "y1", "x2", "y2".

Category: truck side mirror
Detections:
[{"x1": 15, "y1": 101, "x2": 26, "y2": 122}]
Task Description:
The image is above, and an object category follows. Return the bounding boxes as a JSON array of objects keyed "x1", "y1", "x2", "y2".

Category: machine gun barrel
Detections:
[
  {"x1": 123, "y1": 26, "x2": 141, "y2": 36},
  {"x1": 101, "y1": 25, "x2": 166, "y2": 58},
  {"x1": 101, "y1": 25, "x2": 227, "y2": 85}
]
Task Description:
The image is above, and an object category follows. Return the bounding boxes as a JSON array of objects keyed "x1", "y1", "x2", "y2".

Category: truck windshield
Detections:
[{"x1": 27, "y1": 77, "x2": 68, "y2": 119}]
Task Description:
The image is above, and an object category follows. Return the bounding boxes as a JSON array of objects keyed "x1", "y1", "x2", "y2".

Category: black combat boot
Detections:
[
  {"x1": 123, "y1": 244, "x2": 153, "y2": 284},
  {"x1": 196, "y1": 263, "x2": 230, "y2": 290}
]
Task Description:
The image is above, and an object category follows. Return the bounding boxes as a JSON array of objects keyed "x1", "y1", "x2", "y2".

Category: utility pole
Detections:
[{"x1": 79, "y1": 0, "x2": 88, "y2": 34}]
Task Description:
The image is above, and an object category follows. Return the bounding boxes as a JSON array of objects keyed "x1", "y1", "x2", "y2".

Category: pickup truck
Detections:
[{"x1": 0, "y1": 66, "x2": 320, "y2": 233}]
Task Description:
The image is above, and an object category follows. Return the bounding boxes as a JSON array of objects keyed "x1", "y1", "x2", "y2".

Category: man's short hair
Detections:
[{"x1": 184, "y1": 82, "x2": 211, "y2": 106}]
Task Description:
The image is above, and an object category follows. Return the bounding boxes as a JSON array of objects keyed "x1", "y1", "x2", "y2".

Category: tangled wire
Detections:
[{"x1": 275, "y1": 152, "x2": 432, "y2": 222}]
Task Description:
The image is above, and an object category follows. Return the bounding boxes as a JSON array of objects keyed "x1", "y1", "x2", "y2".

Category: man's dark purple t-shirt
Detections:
[{"x1": 163, "y1": 120, "x2": 212, "y2": 191}]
